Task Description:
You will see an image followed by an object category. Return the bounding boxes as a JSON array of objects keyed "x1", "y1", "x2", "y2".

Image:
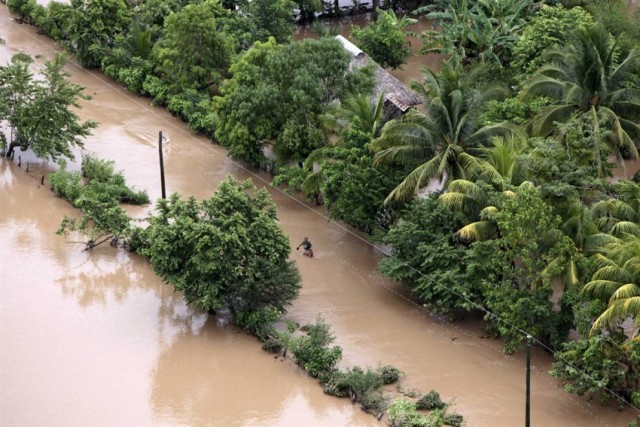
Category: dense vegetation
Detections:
[
  {"x1": 7, "y1": 0, "x2": 640, "y2": 420},
  {"x1": 0, "y1": 53, "x2": 96, "y2": 160}
]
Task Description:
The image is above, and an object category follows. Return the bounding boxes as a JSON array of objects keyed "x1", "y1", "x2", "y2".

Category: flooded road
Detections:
[{"x1": 1, "y1": 6, "x2": 638, "y2": 426}]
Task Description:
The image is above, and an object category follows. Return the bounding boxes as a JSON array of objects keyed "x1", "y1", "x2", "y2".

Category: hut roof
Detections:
[{"x1": 335, "y1": 35, "x2": 421, "y2": 113}]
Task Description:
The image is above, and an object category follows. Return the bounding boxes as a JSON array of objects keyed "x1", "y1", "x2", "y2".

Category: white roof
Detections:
[{"x1": 334, "y1": 35, "x2": 364, "y2": 58}]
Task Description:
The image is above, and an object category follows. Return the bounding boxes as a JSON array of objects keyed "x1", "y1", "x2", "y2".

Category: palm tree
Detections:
[
  {"x1": 302, "y1": 94, "x2": 386, "y2": 198},
  {"x1": 523, "y1": 25, "x2": 640, "y2": 176},
  {"x1": 584, "y1": 235, "x2": 640, "y2": 339},
  {"x1": 319, "y1": 94, "x2": 385, "y2": 138},
  {"x1": 372, "y1": 63, "x2": 513, "y2": 202}
]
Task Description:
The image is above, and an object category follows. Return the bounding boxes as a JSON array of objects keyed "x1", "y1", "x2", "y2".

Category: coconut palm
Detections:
[
  {"x1": 302, "y1": 94, "x2": 387, "y2": 197},
  {"x1": 319, "y1": 94, "x2": 385, "y2": 138},
  {"x1": 584, "y1": 235, "x2": 640, "y2": 339},
  {"x1": 523, "y1": 25, "x2": 640, "y2": 176},
  {"x1": 372, "y1": 63, "x2": 513, "y2": 202}
]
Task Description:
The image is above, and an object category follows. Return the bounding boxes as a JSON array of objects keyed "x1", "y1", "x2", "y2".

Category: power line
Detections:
[{"x1": 5, "y1": 15, "x2": 639, "y2": 418}]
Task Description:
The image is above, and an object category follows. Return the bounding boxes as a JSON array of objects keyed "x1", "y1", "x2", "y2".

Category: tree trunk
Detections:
[
  {"x1": 6, "y1": 141, "x2": 18, "y2": 158},
  {"x1": 373, "y1": 0, "x2": 380, "y2": 14}
]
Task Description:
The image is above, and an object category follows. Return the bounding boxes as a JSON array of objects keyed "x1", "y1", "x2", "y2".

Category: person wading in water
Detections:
[{"x1": 296, "y1": 237, "x2": 313, "y2": 257}]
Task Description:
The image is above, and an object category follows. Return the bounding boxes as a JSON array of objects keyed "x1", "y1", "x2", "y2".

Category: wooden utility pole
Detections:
[{"x1": 158, "y1": 131, "x2": 166, "y2": 199}]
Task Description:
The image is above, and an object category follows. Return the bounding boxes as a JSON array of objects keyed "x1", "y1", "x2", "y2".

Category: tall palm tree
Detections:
[
  {"x1": 584, "y1": 235, "x2": 640, "y2": 339},
  {"x1": 372, "y1": 63, "x2": 512, "y2": 202},
  {"x1": 523, "y1": 25, "x2": 640, "y2": 176}
]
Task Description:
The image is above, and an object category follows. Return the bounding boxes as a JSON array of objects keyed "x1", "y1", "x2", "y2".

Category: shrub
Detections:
[
  {"x1": 416, "y1": 390, "x2": 447, "y2": 411},
  {"x1": 513, "y1": 5, "x2": 594, "y2": 75},
  {"x1": 81, "y1": 155, "x2": 149, "y2": 205},
  {"x1": 289, "y1": 317, "x2": 343, "y2": 378},
  {"x1": 49, "y1": 164, "x2": 84, "y2": 205},
  {"x1": 360, "y1": 390, "x2": 388, "y2": 414},
  {"x1": 387, "y1": 398, "x2": 430, "y2": 427},
  {"x1": 443, "y1": 412, "x2": 464, "y2": 427},
  {"x1": 377, "y1": 364, "x2": 402, "y2": 385},
  {"x1": 234, "y1": 307, "x2": 282, "y2": 341}
]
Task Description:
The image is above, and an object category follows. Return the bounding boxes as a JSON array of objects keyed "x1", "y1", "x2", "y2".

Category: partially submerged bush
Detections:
[
  {"x1": 377, "y1": 364, "x2": 402, "y2": 385},
  {"x1": 416, "y1": 390, "x2": 447, "y2": 411},
  {"x1": 388, "y1": 398, "x2": 429, "y2": 427},
  {"x1": 289, "y1": 316, "x2": 343, "y2": 379},
  {"x1": 81, "y1": 155, "x2": 149, "y2": 205},
  {"x1": 443, "y1": 412, "x2": 464, "y2": 427}
]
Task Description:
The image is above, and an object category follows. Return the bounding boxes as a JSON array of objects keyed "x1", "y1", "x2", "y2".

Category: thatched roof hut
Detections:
[{"x1": 335, "y1": 35, "x2": 421, "y2": 119}]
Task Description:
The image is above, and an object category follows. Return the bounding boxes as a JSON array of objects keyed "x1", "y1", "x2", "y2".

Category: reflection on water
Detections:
[{"x1": 1, "y1": 5, "x2": 638, "y2": 427}]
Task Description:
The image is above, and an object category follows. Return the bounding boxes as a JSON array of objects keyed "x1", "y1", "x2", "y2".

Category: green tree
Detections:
[
  {"x1": 372, "y1": 64, "x2": 511, "y2": 202},
  {"x1": 351, "y1": 9, "x2": 416, "y2": 69},
  {"x1": 551, "y1": 331, "x2": 640, "y2": 406},
  {"x1": 476, "y1": 185, "x2": 575, "y2": 351},
  {"x1": 135, "y1": 177, "x2": 301, "y2": 318},
  {"x1": 214, "y1": 37, "x2": 374, "y2": 165},
  {"x1": 152, "y1": 1, "x2": 234, "y2": 93},
  {"x1": 66, "y1": 0, "x2": 129, "y2": 68},
  {"x1": 36, "y1": 2, "x2": 74, "y2": 43},
  {"x1": 418, "y1": 0, "x2": 530, "y2": 66},
  {"x1": 242, "y1": 0, "x2": 296, "y2": 44},
  {"x1": 307, "y1": 124, "x2": 404, "y2": 234},
  {"x1": 523, "y1": 25, "x2": 640, "y2": 176},
  {"x1": 103, "y1": 20, "x2": 154, "y2": 94},
  {"x1": 378, "y1": 194, "x2": 480, "y2": 314},
  {"x1": 0, "y1": 53, "x2": 96, "y2": 161},
  {"x1": 513, "y1": 5, "x2": 594, "y2": 75}
]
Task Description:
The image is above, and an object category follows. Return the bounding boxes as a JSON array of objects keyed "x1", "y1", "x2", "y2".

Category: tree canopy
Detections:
[
  {"x1": 214, "y1": 37, "x2": 374, "y2": 165},
  {"x1": 135, "y1": 177, "x2": 301, "y2": 317},
  {"x1": 0, "y1": 53, "x2": 96, "y2": 160}
]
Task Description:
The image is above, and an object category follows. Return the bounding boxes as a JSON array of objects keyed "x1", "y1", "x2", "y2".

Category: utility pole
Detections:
[
  {"x1": 158, "y1": 131, "x2": 166, "y2": 199},
  {"x1": 526, "y1": 334, "x2": 532, "y2": 427}
]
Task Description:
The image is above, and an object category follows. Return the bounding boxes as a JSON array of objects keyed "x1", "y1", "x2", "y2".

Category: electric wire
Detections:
[{"x1": 5, "y1": 14, "x2": 639, "y2": 417}]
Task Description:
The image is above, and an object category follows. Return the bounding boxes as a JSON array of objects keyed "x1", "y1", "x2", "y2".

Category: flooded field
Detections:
[{"x1": 1, "y1": 5, "x2": 638, "y2": 426}]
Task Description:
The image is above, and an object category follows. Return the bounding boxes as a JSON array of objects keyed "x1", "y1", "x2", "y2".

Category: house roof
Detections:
[{"x1": 335, "y1": 35, "x2": 421, "y2": 112}]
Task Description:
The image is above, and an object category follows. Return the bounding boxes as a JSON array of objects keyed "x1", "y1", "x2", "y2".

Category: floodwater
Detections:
[
  {"x1": 1, "y1": 5, "x2": 638, "y2": 427},
  {"x1": 294, "y1": 14, "x2": 445, "y2": 84}
]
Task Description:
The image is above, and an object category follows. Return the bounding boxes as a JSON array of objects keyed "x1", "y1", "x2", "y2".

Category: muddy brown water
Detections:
[
  {"x1": 1, "y1": 6, "x2": 638, "y2": 426},
  {"x1": 294, "y1": 14, "x2": 445, "y2": 84}
]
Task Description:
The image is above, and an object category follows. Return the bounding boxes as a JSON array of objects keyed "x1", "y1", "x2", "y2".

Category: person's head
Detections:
[{"x1": 303, "y1": 237, "x2": 308, "y2": 241}]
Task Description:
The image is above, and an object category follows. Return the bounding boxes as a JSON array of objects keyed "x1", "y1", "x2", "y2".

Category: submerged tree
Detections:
[
  {"x1": 0, "y1": 53, "x2": 96, "y2": 161},
  {"x1": 135, "y1": 177, "x2": 301, "y2": 320}
]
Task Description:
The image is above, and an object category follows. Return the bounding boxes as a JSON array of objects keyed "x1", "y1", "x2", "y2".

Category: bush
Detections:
[
  {"x1": 49, "y1": 164, "x2": 84, "y2": 205},
  {"x1": 416, "y1": 390, "x2": 447, "y2": 411},
  {"x1": 443, "y1": 412, "x2": 464, "y2": 427},
  {"x1": 377, "y1": 364, "x2": 402, "y2": 385},
  {"x1": 513, "y1": 5, "x2": 594, "y2": 75},
  {"x1": 550, "y1": 332, "x2": 640, "y2": 406},
  {"x1": 360, "y1": 390, "x2": 388, "y2": 414},
  {"x1": 478, "y1": 97, "x2": 550, "y2": 127},
  {"x1": 387, "y1": 398, "x2": 430, "y2": 427},
  {"x1": 289, "y1": 317, "x2": 343, "y2": 379},
  {"x1": 350, "y1": 9, "x2": 414, "y2": 69},
  {"x1": 234, "y1": 307, "x2": 282, "y2": 341},
  {"x1": 81, "y1": 155, "x2": 149, "y2": 205}
]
